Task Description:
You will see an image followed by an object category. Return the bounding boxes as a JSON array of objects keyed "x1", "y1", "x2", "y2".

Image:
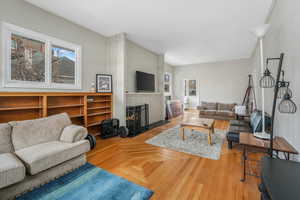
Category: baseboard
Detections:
[
  {"x1": 148, "y1": 120, "x2": 170, "y2": 129},
  {"x1": 127, "y1": 120, "x2": 170, "y2": 137}
]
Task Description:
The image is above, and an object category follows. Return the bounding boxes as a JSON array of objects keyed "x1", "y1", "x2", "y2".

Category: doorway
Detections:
[{"x1": 183, "y1": 79, "x2": 199, "y2": 109}]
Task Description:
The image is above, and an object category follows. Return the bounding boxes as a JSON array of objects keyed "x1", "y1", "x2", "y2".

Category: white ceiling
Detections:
[{"x1": 25, "y1": 0, "x2": 273, "y2": 66}]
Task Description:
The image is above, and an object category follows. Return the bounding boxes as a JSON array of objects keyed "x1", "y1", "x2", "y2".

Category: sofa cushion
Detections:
[
  {"x1": 15, "y1": 140, "x2": 90, "y2": 175},
  {"x1": 0, "y1": 153, "x2": 25, "y2": 189},
  {"x1": 200, "y1": 110, "x2": 216, "y2": 116},
  {"x1": 197, "y1": 105, "x2": 206, "y2": 111},
  {"x1": 0, "y1": 123, "x2": 13, "y2": 153},
  {"x1": 9, "y1": 113, "x2": 72, "y2": 151},
  {"x1": 218, "y1": 103, "x2": 236, "y2": 111},
  {"x1": 217, "y1": 110, "x2": 236, "y2": 117},
  {"x1": 201, "y1": 101, "x2": 217, "y2": 110}
]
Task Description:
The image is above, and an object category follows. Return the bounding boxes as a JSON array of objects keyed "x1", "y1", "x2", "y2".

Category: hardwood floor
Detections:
[{"x1": 87, "y1": 113, "x2": 261, "y2": 200}]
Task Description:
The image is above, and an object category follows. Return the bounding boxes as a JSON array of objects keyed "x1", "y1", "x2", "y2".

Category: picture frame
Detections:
[
  {"x1": 164, "y1": 72, "x2": 172, "y2": 96},
  {"x1": 96, "y1": 74, "x2": 113, "y2": 93},
  {"x1": 164, "y1": 73, "x2": 170, "y2": 83}
]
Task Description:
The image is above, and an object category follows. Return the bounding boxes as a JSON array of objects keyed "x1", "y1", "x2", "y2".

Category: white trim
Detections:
[
  {"x1": 183, "y1": 79, "x2": 199, "y2": 108},
  {"x1": 1, "y1": 22, "x2": 82, "y2": 90},
  {"x1": 183, "y1": 79, "x2": 199, "y2": 97}
]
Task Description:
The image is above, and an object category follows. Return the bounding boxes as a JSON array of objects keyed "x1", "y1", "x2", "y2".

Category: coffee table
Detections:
[{"x1": 180, "y1": 116, "x2": 215, "y2": 145}]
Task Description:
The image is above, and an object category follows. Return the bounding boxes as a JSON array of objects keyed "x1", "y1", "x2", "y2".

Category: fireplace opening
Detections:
[{"x1": 126, "y1": 104, "x2": 149, "y2": 137}]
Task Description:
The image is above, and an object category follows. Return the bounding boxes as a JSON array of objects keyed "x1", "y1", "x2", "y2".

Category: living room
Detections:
[{"x1": 0, "y1": 0, "x2": 299, "y2": 199}]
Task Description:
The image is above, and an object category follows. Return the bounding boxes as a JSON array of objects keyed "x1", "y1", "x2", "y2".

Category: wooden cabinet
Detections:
[{"x1": 0, "y1": 92, "x2": 113, "y2": 136}]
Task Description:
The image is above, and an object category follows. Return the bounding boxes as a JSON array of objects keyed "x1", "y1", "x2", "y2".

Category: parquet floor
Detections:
[{"x1": 87, "y1": 112, "x2": 261, "y2": 200}]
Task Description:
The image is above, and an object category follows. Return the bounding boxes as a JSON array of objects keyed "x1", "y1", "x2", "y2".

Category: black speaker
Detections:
[
  {"x1": 118, "y1": 126, "x2": 129, "y2": 138},
  {"x1": 100, "y1": 118, "x2": 120, "y2": 139}
]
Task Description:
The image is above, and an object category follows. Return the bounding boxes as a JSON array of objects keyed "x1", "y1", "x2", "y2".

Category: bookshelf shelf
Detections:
[
  {"x1": 48, "y1": 104, "x2": 84, "y2": 109},
  {"x1": 87, "y1": 106, "x2": 110, "y2": 110},
  {"x1": 0, "y1": 92, "x2": 113, "y2": 137},
  {"x1": 87, "y1": 121, "x2": 102, "y2": 127},
  {"x1": 69, "y1": 114, "x2": 84, "y2": 118},
  {"x1": 88, "y1": 100, "x2": 111, "y2": 103},
  {"x1": 0, "y1": 106, "x2": 42, "y2": 111},
  {"x1": 87, "y1": 111, "x2": 111, "y2": 117}
]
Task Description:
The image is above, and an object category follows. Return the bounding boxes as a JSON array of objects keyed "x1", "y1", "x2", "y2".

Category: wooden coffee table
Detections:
[{"x1": 180, "y1": 116, "x2": 215, "y2": 145}]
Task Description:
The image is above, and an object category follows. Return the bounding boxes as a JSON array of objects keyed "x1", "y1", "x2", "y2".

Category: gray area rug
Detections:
[{"x1": 145, "y1": 126, "x2": 226, "y2": 160}]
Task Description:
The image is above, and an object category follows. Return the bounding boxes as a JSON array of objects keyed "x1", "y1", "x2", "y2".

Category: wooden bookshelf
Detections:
[
  {"x1": 0, "y1": 92, "x2": 113, "y2": 136},
  {"x1": 86, "y1": 94, "x2": 112, "y2": 135}
]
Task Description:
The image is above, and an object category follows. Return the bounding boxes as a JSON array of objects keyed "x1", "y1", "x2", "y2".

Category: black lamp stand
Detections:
[{"x1": 268, "y1": 53, "x2": 284, "y2": 157}]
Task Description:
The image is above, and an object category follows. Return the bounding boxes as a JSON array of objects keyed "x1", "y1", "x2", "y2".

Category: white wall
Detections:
[
  {"x1": 126, "y1": 93, "x2": 164, "y2": 124},
  {"x1": 251, "y1": 0, "x2": 300, "y2": 160},
  {"x1": 164, "y1": 63, "x2": 174, "y2": 98},
  {"x1": 126, "y1": 40, "x2": 159, "y2": 93},
  {"x1": 0, "y1": 0, "x2": 108, "y2": 92},
  {"x1": 125, "y1": 40, "x2": 164, "y2": 123},
  {"x1": 165, "y1": 63, "x2": 174, "y2": 74},
  {"x1": 173, "y1": 59, "x2": 252, "y2": 107},
  {"x1": 0, "y1": 0, "x2": 166, "y2": 125}
]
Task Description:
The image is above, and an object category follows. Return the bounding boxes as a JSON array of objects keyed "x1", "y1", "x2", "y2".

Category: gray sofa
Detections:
[
  {"x1": 197, "y1": 101, "x2": 237, "y2": 120},
  {"x1": 0, "y1": 113, "x2": 90, "y2": 200}
]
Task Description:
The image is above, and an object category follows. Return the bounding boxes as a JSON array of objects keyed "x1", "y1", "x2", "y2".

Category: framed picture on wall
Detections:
[
  {"x1": 164, "y1": 72, "x2": 172, "y2": 96},
  {"x1": 164, "y1": 73, "x2": 170, "y2": 83},
  {"x1": 96, "y1": 74, "x2": 113, "y2": 93}
]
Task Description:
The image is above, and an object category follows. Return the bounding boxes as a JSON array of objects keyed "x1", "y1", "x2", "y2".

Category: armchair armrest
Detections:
[{"x1": 60, "y1": 125, "x2": 88, "y2": 143}]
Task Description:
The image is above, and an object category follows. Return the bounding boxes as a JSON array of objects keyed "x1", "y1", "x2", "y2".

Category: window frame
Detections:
[{"x1": 2, "y1": 22, "x2": 82, "y2": 90}]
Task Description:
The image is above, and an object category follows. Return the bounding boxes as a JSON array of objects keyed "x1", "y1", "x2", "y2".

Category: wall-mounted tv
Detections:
[{"x1": 136, "y1": 71, "x2": 155, "y2": 92}]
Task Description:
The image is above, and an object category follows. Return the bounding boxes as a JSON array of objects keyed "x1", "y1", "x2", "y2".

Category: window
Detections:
[
  {"x1": 51, "y1": 45, "x2": 75, "y2": 84},
  {"x1": 2, "y1": 23, "x2": 82, "y2": 89},
  {"x1": 11, "y1": 34, "x2": 46, "y2": 82},
  {"x1": 184, "y1": 80, "x2": 197, "y2": 96}
]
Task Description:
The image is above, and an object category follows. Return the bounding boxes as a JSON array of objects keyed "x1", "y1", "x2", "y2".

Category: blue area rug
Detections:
[{"x1": 17, "y1": 163, "x2": 153, "y2": 200}]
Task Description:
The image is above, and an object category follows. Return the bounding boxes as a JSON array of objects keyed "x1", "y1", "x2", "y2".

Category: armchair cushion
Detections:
[
  {"x1": 15, "y1": 140, "x2": 90, "y2": 175},
  {"x1": 0, "y1": 153, "x2": 25, "y2": 189},
  {"x1": 60, "y1": 125, "x2": 88, "y2": 143}
]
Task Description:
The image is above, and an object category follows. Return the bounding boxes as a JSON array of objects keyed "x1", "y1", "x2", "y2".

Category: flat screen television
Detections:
[{"x1": 136, "y1": 71, "x2": 155, "y2": 92}]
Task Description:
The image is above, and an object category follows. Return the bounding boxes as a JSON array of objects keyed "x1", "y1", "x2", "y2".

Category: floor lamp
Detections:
[
  {"x1": 252, "y1": 25, "x2": 297, "y2": 157},
  {"x1": 252, "y1": 24, "x2": 270, "y2": 138}
]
